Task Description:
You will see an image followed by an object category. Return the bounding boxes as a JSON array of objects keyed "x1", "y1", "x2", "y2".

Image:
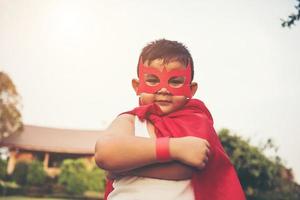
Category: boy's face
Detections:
[{"x1": 132, "y1": 58, "x2": 198, "y2": 115}]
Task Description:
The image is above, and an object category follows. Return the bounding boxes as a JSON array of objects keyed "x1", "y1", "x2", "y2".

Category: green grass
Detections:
[{"x1": 0, "y1": 197, "x2": 66, "y2": 200}]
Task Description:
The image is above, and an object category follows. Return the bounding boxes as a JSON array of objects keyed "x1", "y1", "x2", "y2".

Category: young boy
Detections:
[{"x1": 95, "y1": 39, "x2": 245, "y2": 200}]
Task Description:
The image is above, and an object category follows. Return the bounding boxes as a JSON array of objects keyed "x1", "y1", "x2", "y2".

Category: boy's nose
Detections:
[{"x1": 156, "y1": 87, "x2": 171, "y2": 95}]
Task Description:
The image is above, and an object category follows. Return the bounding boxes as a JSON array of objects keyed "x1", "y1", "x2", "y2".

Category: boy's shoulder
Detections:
[
  {"x1": 104, "y1": 113, "x2": 136, "y2": 135},
  {"x1": 116, "y1": 113, "x2": 135, "y2": 123}
]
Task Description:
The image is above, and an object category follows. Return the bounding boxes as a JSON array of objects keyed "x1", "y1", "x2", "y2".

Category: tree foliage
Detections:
[
  {"x1": 0, "y1": 159, "x2": 7, "y2": 180},
  {"x1": 219, "y1": 128, "x2": 300, "y2": 200},
  {"x1": 26, "y1": 160, "x2": 46, "y2": 186},
  {"x1": 282, "y1": 0, "x2": 300, "y2": 27},
  {"x1": 58, "y1": 158, "x2": 106, "y2": 195},
  {"x1": 58, "y1": 159, "x2": 87, "y2": 194},
  {"x1": 12, "y1": 161, "x2": 29, "y2": 185},
  {"x1": 0, "y1": 71, "x2": 23, "y2": 141}
]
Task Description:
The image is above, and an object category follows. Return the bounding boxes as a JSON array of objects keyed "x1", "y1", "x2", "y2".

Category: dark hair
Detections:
[{"x1": 138, "y1": 39, "x2": 194, "y2": 80}]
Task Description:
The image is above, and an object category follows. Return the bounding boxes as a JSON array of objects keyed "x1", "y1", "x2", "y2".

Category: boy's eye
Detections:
[
  {"x1": 168, "y1": 76, "x2": 185, "y2": 88},
  {"x1": 144, "y1": 74, "x2": 160, "y2": 86}
]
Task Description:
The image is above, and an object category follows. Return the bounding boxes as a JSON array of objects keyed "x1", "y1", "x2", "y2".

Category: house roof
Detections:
[{"x1": 0, "y1": 125, "x2": 103, "y2": 155}]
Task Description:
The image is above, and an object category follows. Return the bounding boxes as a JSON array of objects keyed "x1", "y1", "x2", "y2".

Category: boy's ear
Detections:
[
  {"x1": 190, "y1": 82, "x2": 198, "y2": 97},
  {"x1": 132, "y1": 79, "x2": 140, "y2": 95}
]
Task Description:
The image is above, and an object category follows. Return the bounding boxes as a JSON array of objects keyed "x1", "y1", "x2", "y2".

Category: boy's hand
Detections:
[{"x1": 170, "y1": 136, "x2": 210, "y2": 170}]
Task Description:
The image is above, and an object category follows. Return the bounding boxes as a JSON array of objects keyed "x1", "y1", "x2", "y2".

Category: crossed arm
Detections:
[
  {"x1": 94, "y1": 114, "x2": 210, "y2": 180},
  {"x1": 112, "y1": 162, "x2": 196, "y2": 180}
]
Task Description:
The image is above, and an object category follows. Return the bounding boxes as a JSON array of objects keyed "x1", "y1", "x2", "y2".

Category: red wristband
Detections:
[{"x1": 156, "y1": 137, "x2": 170, "y2": 161}]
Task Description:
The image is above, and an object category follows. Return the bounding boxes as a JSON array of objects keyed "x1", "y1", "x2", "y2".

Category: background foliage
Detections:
[
  {"x1": 12, "y1": 162, "x2": 29, "y2": 186},
  {"x1": 11, "y1": 160, "x2": 46, "y2": 187},
  {"x1": 282, "y1": 0, "x2": 300, "y2": 27},
  {"x1": 0, "y1": 158, "x2": 7, "y2": 180},
  {"x1": 58, "y1": 158, "x2": 105, "y2": 195},
  {"x1": 0, "y1": 72, "x2": 23, "y2": 141},
  {"x1": 26, "y1": 160, "x2": 47, "y2": 186},
  {"x1": 219, "y1": 128, "x2": 300, "y2": 200}
]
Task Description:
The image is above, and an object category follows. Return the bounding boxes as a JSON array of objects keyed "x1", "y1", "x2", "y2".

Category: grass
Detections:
[{"x1": 0, "y1": 197, "x2": 67, "y2": 200}]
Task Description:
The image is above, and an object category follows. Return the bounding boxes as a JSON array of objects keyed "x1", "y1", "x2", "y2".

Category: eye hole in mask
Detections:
[
  {"x1": 168, "y1": 76, "x2": 185, "y2": 88},
  {"x1": 144, "y1": 74, "x2": 186, "y2": 89},
  {"x1": 144, "y1": 74, "x2": 160, "y2": 86}
]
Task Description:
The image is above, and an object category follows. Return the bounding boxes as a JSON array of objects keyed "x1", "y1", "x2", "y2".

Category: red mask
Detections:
[{"x1": 137, "y1": 58, "x2": 192, "y2": 98}]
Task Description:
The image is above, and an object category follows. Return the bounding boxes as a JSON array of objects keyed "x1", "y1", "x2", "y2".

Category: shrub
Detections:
[
  {"x1": 58, "y1": 158, "x2": 106, "y2": 195},
  {"x1": 0, "y1": 159, "x2": 7, "y2": 180},
  {"x1": 12, "y1": 161, "x2": 29, "y2": 185},
  {"x1": 58, "y1": 159, "x2": 88, "y2": 194},
  {"x1": 26, "y1": 160, "x2": 46, "y2": 186},
  {"x1": 86, "y1": 165, "x2": 106, "y2": 192},
  {"x1": 218, "y1": 128, "x2": 300, "y2": 200}
]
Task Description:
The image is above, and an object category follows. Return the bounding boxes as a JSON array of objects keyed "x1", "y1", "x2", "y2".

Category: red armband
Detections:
[{"x1": 156, "y1": 137, "x2": 170, "y2": 161}]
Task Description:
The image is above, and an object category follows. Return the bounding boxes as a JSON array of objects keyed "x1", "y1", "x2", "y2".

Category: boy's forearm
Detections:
[
  {"x1": 95, "y1": 134, "x2": 158, "y2": 172},
  {"x1": 95, "y1": 113, "x2": 210, "y2": 172},
  {"x1": 125, "y1": 161, "x2": 196, "y2": 180},
  {"x1": 95, "y1": 131, "x2": 181, "y2": 172},
  {"x1": 95, "y1": 135, "x2": 187, "y2": 173},
  {"x1": 95, "y1": 134, "x2": 210, "y2": 172},
  {"x1": 95, "y1": 114, "x2": 160, "y2": 172}
]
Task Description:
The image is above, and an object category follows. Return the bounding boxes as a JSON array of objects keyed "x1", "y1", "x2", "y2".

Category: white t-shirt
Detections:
[{"x1": 107, "y1": 117, "x2": 194, "y2": 200}]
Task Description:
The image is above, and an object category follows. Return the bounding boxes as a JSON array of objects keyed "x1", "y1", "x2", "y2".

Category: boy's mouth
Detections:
[{"x1": 155, "y1": 100, "x2": 172, "y2": 106}]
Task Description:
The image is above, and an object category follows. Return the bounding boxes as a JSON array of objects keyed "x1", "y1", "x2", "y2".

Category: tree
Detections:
[
  {"x1": 219, "y1": 128, "x2": 300, "y2": 200},
  {"x1": 58, "y1": 158, "x2": 106, "y2": 195},
  {"x1": 0, "y1": 71, "x2": 23, "y2": 141},
  {"x1": 282, "y1": 0, "x2": 300, "y2": 27}
]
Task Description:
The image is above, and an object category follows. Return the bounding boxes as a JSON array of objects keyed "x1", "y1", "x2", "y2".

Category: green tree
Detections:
[
  {"x1": 218, "y1": 128, "x2": 300, "y2": 200},
  {"x1": 26, "y1": 160, "x2": 46, "y2": 186},
  {"x1": 282, "y1": 0, "x2": 300, "y2": 27},
  {"x1": 58, "y1": 159, "x2": 87, "y2": 195},
  {"x1": 0, "y1": 159, "x2": 7, "y2": 180},
  {"x1": 58, "y1": 158, "x2": 106, "y2": 195},
  {"x1": 0, "y1": 71, "x2": 23, "y2": 141},
  {"x1": 12, "y1": 161, "x2": 29, "y2": 185}
]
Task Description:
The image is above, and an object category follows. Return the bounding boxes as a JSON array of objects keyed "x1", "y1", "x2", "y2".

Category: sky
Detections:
[{"x1": 1, "y1": 0, "x2": 300, "y2": 182}]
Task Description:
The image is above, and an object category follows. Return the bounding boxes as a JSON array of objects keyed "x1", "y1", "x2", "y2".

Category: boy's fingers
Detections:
[
  {"x1": 197, "y1": 163, "x2": 206, "y2": 170},
  {"x1": 197, "y1": 158, "x2": 208, "y2": 170}
]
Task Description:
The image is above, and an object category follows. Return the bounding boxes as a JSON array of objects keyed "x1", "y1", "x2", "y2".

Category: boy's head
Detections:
[
  {"x1": 138, "y1": 39, "x2": 194, "y2": 81},
  {"x1": 132, "y1": 39, "x2": 198, "y2": 114}
]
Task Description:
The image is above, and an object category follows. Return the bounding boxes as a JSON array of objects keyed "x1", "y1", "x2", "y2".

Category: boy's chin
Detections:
[{"x1": 155, "y1": 104, "x2": 175, "y2": 115}]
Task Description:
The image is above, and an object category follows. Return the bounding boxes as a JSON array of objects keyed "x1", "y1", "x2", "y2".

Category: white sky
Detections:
[{"x1": 1, "y1": 0, "x2": 300, "y2": 182}]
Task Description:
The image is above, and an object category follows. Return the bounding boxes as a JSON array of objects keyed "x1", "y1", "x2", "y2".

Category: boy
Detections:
[{"x1": 95, "y1": 39, "x2": 245, "y2": 200}]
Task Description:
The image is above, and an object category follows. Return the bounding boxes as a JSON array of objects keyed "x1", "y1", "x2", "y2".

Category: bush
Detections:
[
  {"x1": 0, "y1": 159, "x2": 7, "y2": 180},
  {"x1": 12, "y1": 161, "x2": 29, "y2": 185},
  {"x1": 0, "y1": 181, "x2": 23, "y2": 196},
  {"x1": 86, "y1": 166, "x2": 106, "y2": 192},
  {"x1": 218, "y1": 128, "x2": 300, "y2": 200},
  {"x1": 58, "y1": 159, "x2": 88, "y2": 194},
  {"x1": 26, "y1": 160, "x2": 46, "y2": 186},
  {"x1": 11, "y1": 160, "x2": 47, "y2": 187},
  {"x1": 58, "y1": 158, "x2": 106, "y2": 195}
]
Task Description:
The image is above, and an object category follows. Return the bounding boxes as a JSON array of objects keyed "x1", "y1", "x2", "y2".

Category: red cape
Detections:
[{"x1": 104, "y1": 99, "x2": 245, "y2": 200}]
